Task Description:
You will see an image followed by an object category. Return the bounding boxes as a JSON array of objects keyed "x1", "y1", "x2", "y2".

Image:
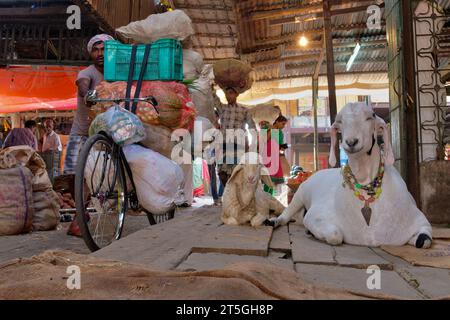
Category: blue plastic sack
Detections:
[{"x1": 89, "y1": 105, "x2": 146, "y2": 146}]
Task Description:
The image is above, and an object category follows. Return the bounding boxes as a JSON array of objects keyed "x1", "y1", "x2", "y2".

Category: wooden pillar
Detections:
[
  {"x1": 402, "y1": 0, "x2": 421, "y2": 206},
  {"x1": 312, "y1": 78, "x2": 319, "y2": 171},
  {"x1": 323, "y1": 0, "x2": 339, "y2": 167}
]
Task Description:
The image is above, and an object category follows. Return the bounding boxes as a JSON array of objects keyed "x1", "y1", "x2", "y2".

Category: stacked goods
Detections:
[
  {"x1": 0, "y1": 167, "x2": 34, "y2": 236},
  {"x1": 0, "y1": 146, "x2": 60, "y2": 232},
  {"x1": 91, "y1": 81, "x2": 197, "y2": 131},
  {"x1": 213, "y1": 59, "x2": 254, "y2": 94},
  {"x1": 116, "y1": 9, "x2": 194, "y2": 44},
  {"x1": 57, "y1": 193, "x2": 76, "y2": 210},
  {"x1": 287, "y1": 166, "x2": 313, "y2": 192}
]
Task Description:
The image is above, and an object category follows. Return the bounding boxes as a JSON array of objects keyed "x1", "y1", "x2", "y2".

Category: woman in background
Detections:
[{"x1": 262, "y1": 115, "x2": 288, "y2": 196}]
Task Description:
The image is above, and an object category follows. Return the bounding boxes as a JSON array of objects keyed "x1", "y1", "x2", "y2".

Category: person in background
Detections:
[
  {"x1": 63, "y1": 34, "x2": 113, "y2": 174},
  {"x1": 214, "y1": 87, "x2": 256, "y2": 188},
  {"x1": 41, "y1": 119, "x2": 62, "y2": 152},
  {"x1": 263, "y1": 115, "x2": 289, "y2": 196},
  {"x1": 3, "y1": 120, "x2": 38, "y2": 150}
]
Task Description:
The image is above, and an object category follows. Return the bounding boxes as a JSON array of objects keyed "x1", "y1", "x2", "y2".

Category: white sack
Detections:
[
  {"x1": 116, "y1": 10, "x2": 194, "y2": 44},
  {"x1": 190, "y1": 65, "x2": 217, "y2": 124},
  {"x1": 123, "y1": 144, "x2": 185, "y2": 214}
]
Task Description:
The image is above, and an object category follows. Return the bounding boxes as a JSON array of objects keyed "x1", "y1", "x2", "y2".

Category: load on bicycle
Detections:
[{"x1": 75, "y1": 9, "x2": 255, "y2": 251}]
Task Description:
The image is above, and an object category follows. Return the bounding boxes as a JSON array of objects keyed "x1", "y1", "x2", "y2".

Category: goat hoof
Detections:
[
  {"x1": 264, "y1": 219, "x2": 276, "y2": 227},
  {"x1": 415, "y1": 234, "x2": 432, "y2": 249}
]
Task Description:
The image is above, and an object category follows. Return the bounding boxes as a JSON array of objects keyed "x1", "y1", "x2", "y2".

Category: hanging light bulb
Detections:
[{"x1": 299, "y1": 36, "x2": 309, "y2": 47}]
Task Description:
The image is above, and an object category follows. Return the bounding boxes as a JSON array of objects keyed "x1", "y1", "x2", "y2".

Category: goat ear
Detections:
[
  {"x1": 260, "y1": 166, "x2": 275, "y2": 189},
  {"x1": 228, "y1": 164, "x2": 244, "y2": 183},
  {"x1": 375, "y1": 116, "x2": 395, "y2": 166},
  {"x1": 329, "y1": 122, "x2": 339, "y2": 168}
]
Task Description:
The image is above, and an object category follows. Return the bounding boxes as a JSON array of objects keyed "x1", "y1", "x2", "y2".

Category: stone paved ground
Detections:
[
  {"x1": 1, "y1": 202, "x2": 450, "y2": 299},
  {"x1": 93, "y1": 206, "x2": 450, "y2": 300}
]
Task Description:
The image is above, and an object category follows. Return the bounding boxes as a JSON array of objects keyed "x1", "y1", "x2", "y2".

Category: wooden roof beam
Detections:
[
  {"x1": 256, "y1": 23, "x2": 386, "y2": 45},
  {"x1": 256, "y1": 70, "x2": 387, "y2": 82},
  {"x1": 191, "y1": 18, "x2": 235, "y2": 24},
  {"x1": 285, "y1": 57, "x2": 387, "y2": 70},
  {"x1": 257, "y1": 2, "x2": 385, "y2": 25},
  {"x1": 250, "y1": 3, "x2": 323, "y2": 21},
  {"x1": 175, "y1": 3, "x2": 233, "y2": 11}
]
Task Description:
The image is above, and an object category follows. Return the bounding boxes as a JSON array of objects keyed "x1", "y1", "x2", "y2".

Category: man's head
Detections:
[
  {"x1": 25, "y1": 120, "x2": 37, "y2": 134},
  {"x1": 87, "y1": 34, "x2": 114, "y2": 68},
  {"x1": 224, "y1": 87, "x2": 239, "y2": 105},
  {"x1": 44, "y1": 119, "x2": 55, "y2": 135}
]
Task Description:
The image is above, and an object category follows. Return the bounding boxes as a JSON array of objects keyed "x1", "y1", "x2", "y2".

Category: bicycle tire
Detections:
[{"x1": 75, "y1": 133, "x2": 127, "y2": 252}]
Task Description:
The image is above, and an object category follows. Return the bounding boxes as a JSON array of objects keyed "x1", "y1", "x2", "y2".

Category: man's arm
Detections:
[{"x1": 76, "y1": 78, "x2": 92, "y2": 107}]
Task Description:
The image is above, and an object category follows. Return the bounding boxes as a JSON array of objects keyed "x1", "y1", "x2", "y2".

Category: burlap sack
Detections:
[
  {"x1": 0, "y1": 146, "x2": 52, "y2": 192},
  {"x1": 0, "y1": 251, "x2": 403, "y2": 300},
  {"x1": 0, "y1": 167, "x2": 34, "y2": 235},
  {"x1": 213, "y1": 59, "x2": 254, "y2": 94},
  {"x1": 140, "y1": 123, "x2": 176, "y2": 159},
  {"x1": 32, "y1": 190, "x2": 60, "y2": 231}
]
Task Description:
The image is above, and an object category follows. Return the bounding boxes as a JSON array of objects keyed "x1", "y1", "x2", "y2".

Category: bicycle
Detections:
[{"x1": 75, "y1": 90, "x2": 175, "y2": 252}]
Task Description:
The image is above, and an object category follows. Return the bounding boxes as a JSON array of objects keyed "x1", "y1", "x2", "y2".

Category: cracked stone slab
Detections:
[
  {"x1": 372, "y1": 248, "x2": 450, "y2": 298},
  {"x1": 334, "y1": 245, "x2": 393, "y2": 270},
  {"x1": 295, "y1": 263, "x2": 423, "y2": 299},
  {"x1": 269, "y1": 225, "x2": 291, "y2": 252},
  {"x1": 192, "y1": 225, "x2": 273, "y2": 257},
  {"x1": 93, "y1": 207, "x2": 222, "y2": 270},
  {"x1": 289, "y1": 224, "x2": 336, "y2": 265},
  {"x1": 394, "y1": 266, "x2": 450, "y2": 299},
  {"x1": 177, "y1": 251, "x2": 294, "y2": 272}
]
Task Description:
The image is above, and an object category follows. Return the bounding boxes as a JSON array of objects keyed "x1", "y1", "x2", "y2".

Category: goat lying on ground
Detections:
[
  {"x1": 266, "y1": 103, "x2": 432, "y2": 248},
  {"x1": 222, "y1": 152, "x2": 286, "y2": 227}
]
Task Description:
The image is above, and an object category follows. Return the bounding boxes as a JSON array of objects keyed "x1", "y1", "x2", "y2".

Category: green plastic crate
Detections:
[{"x1": 104, "y1": 39, "x2": 183, "y2": 82}]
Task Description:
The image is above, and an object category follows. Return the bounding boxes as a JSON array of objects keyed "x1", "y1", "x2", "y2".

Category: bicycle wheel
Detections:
[{"x1": 75, "y1": 134, "x2": 127, "y2": 252}]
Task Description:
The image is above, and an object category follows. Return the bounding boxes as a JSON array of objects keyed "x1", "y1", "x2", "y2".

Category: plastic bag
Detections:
[
  {"x1": 213, "y1": 59, "x2": 254, "y2": 94},
  {"x1": 116, "y1": 10, "x2": 194, "y2": 44},
  {"x1": 190, "y1": 64, "x2": 217, "y2": 124},
  {"x1": 123, "y1": 144, "x2": 185, "y2": 214},
  {"x1": 89, "y1": 105, "x2": 146, "y2": 146}
]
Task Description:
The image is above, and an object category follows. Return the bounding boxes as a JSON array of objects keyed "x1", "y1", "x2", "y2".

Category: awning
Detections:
[{"x1": 0, "y1": 65, "x2": 82, "y2": 114}]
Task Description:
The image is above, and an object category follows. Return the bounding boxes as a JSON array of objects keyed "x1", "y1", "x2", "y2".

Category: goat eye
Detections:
[{"x1": 366, "y1": 117, "x2": 374, "y2": 121}]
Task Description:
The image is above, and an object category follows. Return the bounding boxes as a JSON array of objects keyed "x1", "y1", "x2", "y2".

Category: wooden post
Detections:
[
  {"x1": 323, "y1": 0, "x2": 339, "y2": 167},
  {"x1": 312, "y1": 78, "x2": 319, "y2": 171},
  {"x1": 402, "y1": 0, "x2": 421, "y2": 207},
  {"x1": 312, "y1": 41, "x2": 325, "y2": 171}
]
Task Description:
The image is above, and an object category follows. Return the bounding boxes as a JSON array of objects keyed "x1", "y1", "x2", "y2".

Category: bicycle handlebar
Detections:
[{"x1": 86, "y1": 90, "x2": 159, "y2": 113}]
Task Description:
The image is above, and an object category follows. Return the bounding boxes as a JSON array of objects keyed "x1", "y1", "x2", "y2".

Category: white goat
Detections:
[
  {"x1": 267, "y1": 103, "x2": 433, "y2": 248},
  {"x1": 222, "y1": 152, "x2": 286, "y2": 227}
]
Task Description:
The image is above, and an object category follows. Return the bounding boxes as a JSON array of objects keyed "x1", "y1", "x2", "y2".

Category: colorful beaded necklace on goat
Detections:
[{"x1": 341, "y1": 152, "x2": 385, "y2": 226}]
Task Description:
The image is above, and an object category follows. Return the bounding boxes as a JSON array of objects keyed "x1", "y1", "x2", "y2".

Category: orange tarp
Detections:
[{"x1": 0, "y1": 65, "x2": 83, "y2": 114}]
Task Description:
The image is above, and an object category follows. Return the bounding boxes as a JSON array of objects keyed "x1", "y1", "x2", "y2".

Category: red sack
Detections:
[{"x1": 92, "y1": 81, "x2": 197, "y2": 131}]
